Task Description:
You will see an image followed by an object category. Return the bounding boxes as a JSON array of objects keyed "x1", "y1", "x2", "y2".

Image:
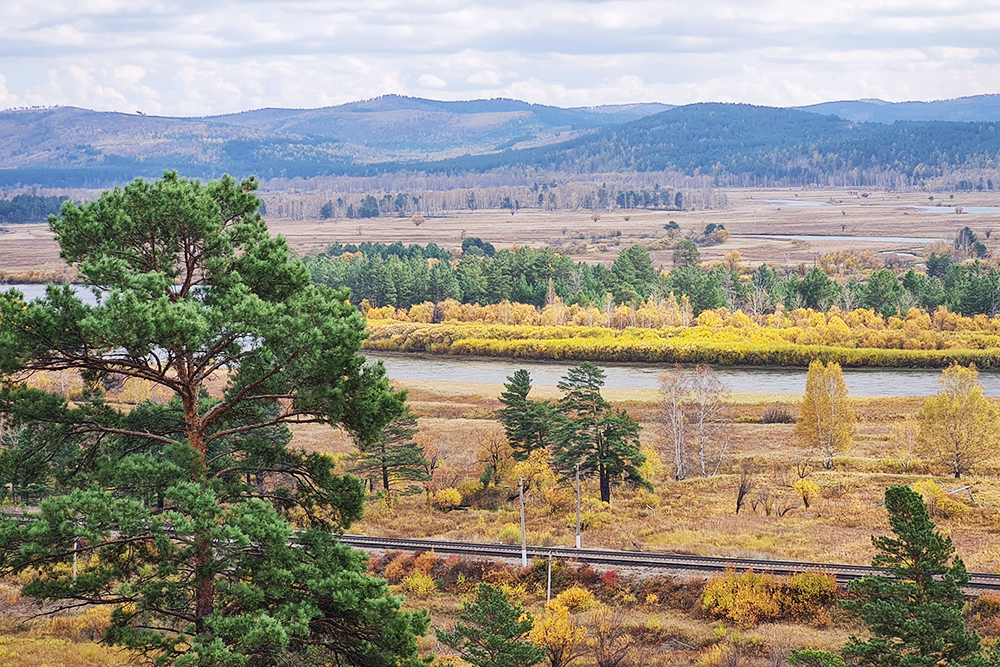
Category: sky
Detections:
[{"x1": 1, "y1": 0, "x2": 999, "y2": 117}]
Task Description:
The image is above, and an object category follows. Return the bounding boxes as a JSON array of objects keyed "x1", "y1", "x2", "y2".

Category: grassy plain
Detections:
[
  {"x1": 4, "y1": 186, "x2": 1000, "y2": 274},
  {"x1": 293, "y1": 378, "x2": 1000, "y2": 573}
]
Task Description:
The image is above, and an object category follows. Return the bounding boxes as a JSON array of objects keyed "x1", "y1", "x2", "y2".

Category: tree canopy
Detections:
[
  {"x1": 796, "y1": 360, "x2": 856, "y2": 470},
  {"x1": 0, "y1": 172, "x2": 427, "y2": 666},
  {"x1": 841, "y1": 485, "x2": 986, "y2": 667},
  {"x1": 918, "y1": 363, "x2": 1000, "y2": 478},
  {"x1": 551, "y1": 362, "x2": 649, "y2": 504}
]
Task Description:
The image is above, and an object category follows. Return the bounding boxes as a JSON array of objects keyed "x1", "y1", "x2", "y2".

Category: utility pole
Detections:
[
  {"x1": 575, "y1": 463, "x2": 581, "y2": 549},
  {"x1": 519, "y1": 477, "x2": 527, "y2": 568},
  {"x1": 547, "y1": 551, "x2": 553, "y2": 602}
]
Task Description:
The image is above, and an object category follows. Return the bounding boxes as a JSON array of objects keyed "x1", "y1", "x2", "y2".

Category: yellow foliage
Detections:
[
  {"x1": 509, "y1": 449, "x2": 557, "y2": 491},
  {"x1": 637, "y1": 446, "x2": 665, "y2": 485},
  {"x1": 529, "y1": 602, "x2": 588, "y2": 667},
  {"x1": 918, "y1": 364, "x2": 1000, "y2": 478},
  {"x1": 401, "y1": 571, "x2": 437, "y2": 598},
  {"x1": 912, "y1": 479, "x2": 971, "y2": 519},
  {"x1": 793, "y1": 479, "x2": 820, "y2": 508},
  {"x1": 431, "y1": 487, "x2": 462, "y2": 511},
  {"x1": 554, "y1": 586, "x2": 596, "y2": 612},
  {"x1": 796, "y1": 360, "x2": 856, "y2": 470}
]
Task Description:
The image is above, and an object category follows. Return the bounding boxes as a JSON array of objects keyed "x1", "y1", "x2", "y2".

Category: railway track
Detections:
[
  {"x1": 340, "y1": 534, "x2": 1000, "y2": 591},
  {"x1": 6, "y1": 512, "x2": 999, "y2": 591}
]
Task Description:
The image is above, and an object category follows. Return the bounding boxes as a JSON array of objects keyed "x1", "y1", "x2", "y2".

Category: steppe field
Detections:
[{"x1": 3, "y1": 187, "x2": 1000, "y2": 274}]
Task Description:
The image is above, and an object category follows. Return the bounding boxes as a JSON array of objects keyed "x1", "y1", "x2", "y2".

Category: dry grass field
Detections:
[
  {"x1": 4, "y1": 186, "x2": 1000, "y2": 275},
  {"x1": 289, "y1": 377, "x2": 1000, "y2": 573}
]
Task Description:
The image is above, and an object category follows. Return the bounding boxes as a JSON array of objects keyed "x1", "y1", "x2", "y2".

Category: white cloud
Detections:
[
  {"x1": 417, "y1": 73, "x2": 447, "y2": 88},
  {"x1": 0, "y1": 0, "x2": 999, "y2": 114}
]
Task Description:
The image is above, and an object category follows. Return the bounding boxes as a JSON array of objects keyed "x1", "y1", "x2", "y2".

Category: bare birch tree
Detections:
[
  {"x1": 659, "y1": 369, "x2": 689, "y2": 480},
  {"x1": 659, "y1": 365, "x2": 730, "y2": 480}
]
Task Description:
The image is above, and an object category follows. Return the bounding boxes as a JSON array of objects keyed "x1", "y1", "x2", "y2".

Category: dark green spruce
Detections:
[
  {"x1": 497, "y1": 369, "x2": 551, "y2": 461},
  {"x1": 840, "y1": 484, "x2": 989, "y2": 667},
  {"x1": 436, "y1": 583, "x2": 545, "y2": 667}
]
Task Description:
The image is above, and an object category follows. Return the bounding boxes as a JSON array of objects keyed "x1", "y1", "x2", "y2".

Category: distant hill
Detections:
[
  {"x1": 0, "y1": 96, "x2": 670, "y2": 186},
  {"x1": 2, "y1": 94, "x2": 1000, "y2": 187},
  {"x1": 410, "y1": 103, "x2": 1000, "y2": 185},
  {"x1": 795, "y1": 94, "x2": 1000, "y2": 123}
]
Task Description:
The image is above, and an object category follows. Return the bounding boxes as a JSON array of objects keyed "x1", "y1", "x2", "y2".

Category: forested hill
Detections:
[
  {"x1": 413, "y1": 104, "x2": 1000, "y2": 185},
  {"x1": 0, "y1": 96, "x2": 670, "y2": 187},
  {"x1": 796, "y1": 94, "x2": 1000, "y2": 123},
  {"x1": 3, "y1": 98, "x2": 1000, "y2": 187}
]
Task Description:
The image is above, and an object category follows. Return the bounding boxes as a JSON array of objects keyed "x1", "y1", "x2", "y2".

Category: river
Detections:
[
  {"x1": 5, "y1": 284, "x2": 996, "y2": 397},
  {"x1": 369, "y1": 353, "x2": 1000, "y2": 397}
]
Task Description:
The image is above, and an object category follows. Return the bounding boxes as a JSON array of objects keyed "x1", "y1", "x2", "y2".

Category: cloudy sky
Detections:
[{"x1": 1, "y1": 0, "x2": 998, "y2": 117}]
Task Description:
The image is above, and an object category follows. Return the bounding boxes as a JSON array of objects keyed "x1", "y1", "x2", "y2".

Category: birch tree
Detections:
[
  {"x1": 918, "y1": 364, "x2": 1000, "y2": 478},
  {"x1": 797, "y1": 360, "x2": 856, "y2": 469}
]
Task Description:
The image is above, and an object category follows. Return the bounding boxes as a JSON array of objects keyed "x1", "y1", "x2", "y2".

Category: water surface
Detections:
[{"x1": 370, "y1": 354, "x2": 1000, "y2": 397}]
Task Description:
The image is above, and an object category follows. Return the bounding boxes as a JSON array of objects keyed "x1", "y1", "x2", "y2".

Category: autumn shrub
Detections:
[
  {"x1": 784, "y1": 572, "x2": 838, "y2": 621},
  {"x1": 966, "y1": 593, "x2": 1000, "y2": 636},
  {"x1": 793, "y1": 479, "x2": 821, "y2": 508},
  {"x1": 555, "y1": 585, "x2": 597, "y2": 612},
  {"x1": 438, "y1": 558, "x2": 490, "y2": 592},
  {"x1": 412, "y1": 551, "x2": 442, "y2": 575},
  {"x1": 431, "y1": 487, "x2": 463, "y2": 511},
  {"x1": 761, "y1": 405, "x2": 796, "y2": 424},
  {"x1": 912, "y1": 479, "x2": 971, "y2": 519},
  {"x1": 701, "y1": 570, "x2": 784, "y2": 627},
  {"x1": 637, "y1": 575, "x2": 705, "y2": 611},
  {"x1": 401, "y1": 571, "x2": 437, "y2": 598},
  {"x1": 523, "y1": 558, "x2": 575, "y2": 593},
  {"x1": 383, "y1": 552, "x2": 415, "y2": 584},
  {"x1": 497, "y1": 522, "x2": 521, "y2": 545},
  {"x1": 601, "y1": 569, "x2": 621, "y2": 589}
]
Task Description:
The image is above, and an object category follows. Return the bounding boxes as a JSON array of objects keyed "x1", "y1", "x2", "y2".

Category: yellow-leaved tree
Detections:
[
  {"x1": 918, "y1": 363, "x2": 1000, "y2": 478},
  {"x1": 796, "y1": 360, "x2": 856, "y2": 469},
  {"x1": 528, "y1": 599, "x2": 589, "y2": 667}
]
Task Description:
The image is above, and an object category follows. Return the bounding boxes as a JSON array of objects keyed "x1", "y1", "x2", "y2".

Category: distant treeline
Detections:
[
  {"x1": 304, "y1": 239, "x2": 1000, "y2": 319},
  {"x1": 0, "y1": 194, "x2": 69, "y2": 223}
]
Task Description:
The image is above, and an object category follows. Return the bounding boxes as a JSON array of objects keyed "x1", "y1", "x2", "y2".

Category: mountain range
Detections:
[{"x1": 2, "y1": 94, "x2": 1000, "y2": 187}]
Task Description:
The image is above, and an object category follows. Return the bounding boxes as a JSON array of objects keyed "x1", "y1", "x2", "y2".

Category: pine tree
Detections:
[
  {"x1": 349, "y1": 408, "x2": 430, "y2": 497},
  {"x1": 0, "y1": 172, "x2": 428, "y2": 667},
  {"x1": 551, "y1": 362, "x2": 650, "y2": 504},
  {"x1": 497, "y1": 369, "x2": 551, "y2": 460},
  {"x1": 797, "y1": 360, "x2": 856, "y2": 469},
  {"x1": 437, "y1": 583, "x2": 545, "y2": 667},
  {"x1": 841, "y1": 485, "x2": 987, "y2": 667}
]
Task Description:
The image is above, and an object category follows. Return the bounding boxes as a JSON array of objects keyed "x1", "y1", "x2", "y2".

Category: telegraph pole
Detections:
[
  {"x1": 575, "y1": 463, "x2": 582, "y2": 549},
  {"x1": 519, "y1": 477, "x2": 527, "y2": 567}
]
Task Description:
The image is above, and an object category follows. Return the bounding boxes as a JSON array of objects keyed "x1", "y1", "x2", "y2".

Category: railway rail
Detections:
[
  {"x1": 340, "y1": 534, "x2": 1000, "y2": 591},
  {"x1": 6, "y1": 512, "x2": 999, "y2": 591}
]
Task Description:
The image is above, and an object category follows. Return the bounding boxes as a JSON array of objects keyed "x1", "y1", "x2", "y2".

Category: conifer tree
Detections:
[
  {"x1": 437, "y1": 583, "x2": 545, "y2": 667},
  {"x1": 349, "y1": 407, "x2": 430, "y2": 497},
  {"x1": 497, "y1": 369, "x2": 551, "y2": 460},
  {"x1": 551, "y1": 362, "x2": 649, "y2": 504},
  {"x1": 842, "y1": 485, "x2": 987, "y2": 667},
  {"x1": 0, "y1": 172, "x2": 427, "y2": 667}
]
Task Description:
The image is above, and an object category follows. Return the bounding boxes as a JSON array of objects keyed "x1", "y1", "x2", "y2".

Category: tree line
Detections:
[
  {"x1": 0, "y1": 193, "x2": 69, "y2": 223},
  {"x1": 305, "y1": 238, "x2": 1000, "y2": 319}
]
